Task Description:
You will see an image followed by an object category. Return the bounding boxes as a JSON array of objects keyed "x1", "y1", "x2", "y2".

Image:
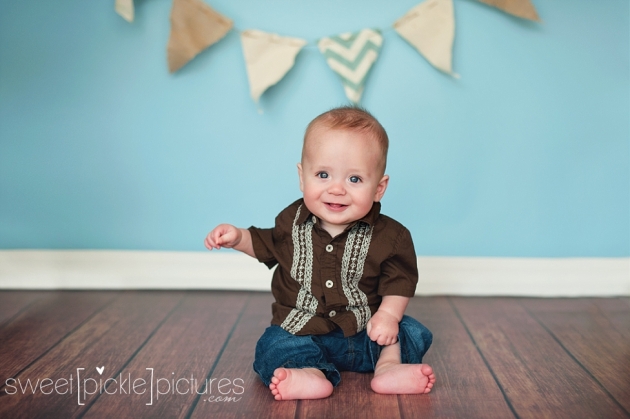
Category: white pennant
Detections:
[
  {"x1": 393, "y1": 0, "x2": 457, "y2": 76},
  {"x1": 241, "y1": 30, "x2": 307, "y2": 103},
  {"x1": 115, "y1": 0, "x2": 134, "y2": 23}
]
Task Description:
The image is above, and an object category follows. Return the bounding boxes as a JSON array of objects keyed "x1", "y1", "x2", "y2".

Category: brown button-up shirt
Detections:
[{"x1": 249, "y1": 198, "x2": 418, "y2": 337}]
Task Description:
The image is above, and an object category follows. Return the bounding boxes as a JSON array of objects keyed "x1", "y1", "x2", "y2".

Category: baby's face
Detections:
[{"x1": 298, "y1": 127, "x2": 388, "y2": 236}]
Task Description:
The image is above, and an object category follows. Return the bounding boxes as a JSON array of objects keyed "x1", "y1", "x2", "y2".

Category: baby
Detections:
[{"x1": 205, "y1": 106, "x2": 435, "y2": 400}]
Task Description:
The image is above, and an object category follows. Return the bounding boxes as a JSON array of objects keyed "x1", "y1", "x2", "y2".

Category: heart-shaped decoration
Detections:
[{"x1": 96, "y1": 366, "x2": 104, "y2": 375}]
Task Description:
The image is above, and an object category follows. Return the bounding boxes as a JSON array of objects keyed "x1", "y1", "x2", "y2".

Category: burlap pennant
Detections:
[
  {"x1": 115, "y1": 0, "x2": 134, "y2": 23},
  {"x1": 167, "y1": 0, "x2": 233, "y2": 73},
  {"x1": 479, "y1": 0, "x2": 540, "y2": 21},
  {"x1": 241, "y1": 30, "x2": 307, "y2": 103},
  {"x1": 393, "y1": 0, "x2": 456, "y2": 76},
  {"x1": 318, "y1": 29, "x2": 383, "y2": 104}
]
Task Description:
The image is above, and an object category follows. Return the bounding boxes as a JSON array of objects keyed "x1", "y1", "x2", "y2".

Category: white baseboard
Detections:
[{"x1": 0, "y1": 250, "x2": 628, "y2": 296}]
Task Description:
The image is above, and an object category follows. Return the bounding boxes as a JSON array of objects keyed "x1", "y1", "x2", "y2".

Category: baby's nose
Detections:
[{"x1": 328, "y1": 181, "x2": 346, "y2": 195}]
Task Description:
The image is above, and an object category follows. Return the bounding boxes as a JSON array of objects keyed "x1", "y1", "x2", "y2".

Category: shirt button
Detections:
[
  {"x1": 329, "y1": 310, "x2": 336, "y2": 317},
  {"x1": 312, "y1": 216, "x2": 317, "y2": 224},
  {"x1": 325, "y1": 280, "x2": 334, "y2": 288},
  {"x1": 325, "y1": 244, "x2": 333, "y2": 252}
]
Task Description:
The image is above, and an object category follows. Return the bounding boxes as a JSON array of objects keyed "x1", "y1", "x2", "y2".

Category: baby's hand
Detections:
[
  {"x1": 204, "y1": 224, "x2": 242, "y2": 250},
  {"x1": 366, "y1": 310, "x2": 399, "y2": 346}
]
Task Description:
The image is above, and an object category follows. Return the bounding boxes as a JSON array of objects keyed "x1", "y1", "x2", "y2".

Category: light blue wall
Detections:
[{"x1": 1, "y1": 0, "x2": 628, "y2": 257}]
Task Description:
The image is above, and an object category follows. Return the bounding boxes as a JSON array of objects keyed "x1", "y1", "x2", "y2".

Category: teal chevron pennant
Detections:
[{"x1": 318, "y1": 29, "x2": 383, "y2": 104}]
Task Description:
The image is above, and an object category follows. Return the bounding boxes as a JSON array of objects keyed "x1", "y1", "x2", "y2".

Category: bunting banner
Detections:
[
  {"x1": 115, "y1": 0, "x2": 541, "y2": 105},
  {"x1": 318, "y1": 29, "x2": 383, "y2": 104},
  {"x1": 479, "y1": 0, "x2": 540, "y2": 21},
  {"x1": 115, "y1": 0, "x2": 134, "y2": 23},
  {"x1": 166, "y1": 0, "x2": 233, "y2": 73},
  {"x1": 241, "y1": 30, "x2": 307, "y2": 103},
  {"x1": 394, "y1": 0, "x2": 455, "y2": 76}
]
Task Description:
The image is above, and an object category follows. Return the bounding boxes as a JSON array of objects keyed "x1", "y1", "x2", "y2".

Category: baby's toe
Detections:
[{"x1": 420, "y1": 365, "x2": 433, "y2": 376}]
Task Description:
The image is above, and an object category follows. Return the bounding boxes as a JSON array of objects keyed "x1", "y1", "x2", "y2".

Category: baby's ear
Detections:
[
  {"x1": 374, "y1": 175, "x2": 389, "y2": 202},
  {"x1": 297, "y1": 163, "x2": 304, "y2": 192}
]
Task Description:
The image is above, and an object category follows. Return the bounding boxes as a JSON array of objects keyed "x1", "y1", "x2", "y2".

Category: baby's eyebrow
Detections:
[
  {"x1": 310, "y1": 165, "x2": 370, "y2": 175},
  {"x1": 346, "y1": 168, "x2": 369, "y2": 174}
]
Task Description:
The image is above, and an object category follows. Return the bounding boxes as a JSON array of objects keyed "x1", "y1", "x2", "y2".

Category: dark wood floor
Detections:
[{"x1": 0, "y1": 291, "x2": 628, "y2": 419}]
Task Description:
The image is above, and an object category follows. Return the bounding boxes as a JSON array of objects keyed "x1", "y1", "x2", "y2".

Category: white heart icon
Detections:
[{"x1": 96, "y1": 366, "x2": 104, "y2": 375}]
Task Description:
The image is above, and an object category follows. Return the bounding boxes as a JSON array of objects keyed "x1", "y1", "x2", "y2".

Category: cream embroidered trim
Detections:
[
  {"x1": 281, "y1": 205, "x2": 317, "y2": 334},
  {"x1": 341, "y1": 222, "x2": 373, "y2": 332}
]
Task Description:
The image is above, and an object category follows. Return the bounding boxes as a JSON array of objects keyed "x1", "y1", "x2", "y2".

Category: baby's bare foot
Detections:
[
  {"x1": 269, "y1": 368, "x2": 333, "y2": 401},
  {"x1": 371, "y1": 364, "x2": 435, "y2": 395}
]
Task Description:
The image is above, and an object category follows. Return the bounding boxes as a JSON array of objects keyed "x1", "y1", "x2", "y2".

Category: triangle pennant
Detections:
[
  {"x1": 115, "y1": 0, "x2": 134, "y2": 23},
  {"x1": 479, "y1": 0, "x2": 540, "y2": 21},
  {"x1": 167, "y1": 0, "x2": 233, "y2": 73},
  {"x1": 241, "y1": 30, "x2": 307, "y2": 103},
  {"x1": 393, "y1": 0, "x2": 456, "y2": 76},
  {"x1": 318, "y1": 29, "x2": 383, "y2": 104}
]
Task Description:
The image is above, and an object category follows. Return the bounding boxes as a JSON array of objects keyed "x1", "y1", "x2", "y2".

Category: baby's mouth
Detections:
[{"x1": 325, "y1": 203, "x2": 348, "y2": 210}]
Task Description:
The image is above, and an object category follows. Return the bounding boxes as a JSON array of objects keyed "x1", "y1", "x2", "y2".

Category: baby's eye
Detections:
[
  {"x1": 349, "y1": 176, "x2": 361, "y2": 183},
  {"x1": 317, "y1": 172, "x2": 329, "y2": 179}
]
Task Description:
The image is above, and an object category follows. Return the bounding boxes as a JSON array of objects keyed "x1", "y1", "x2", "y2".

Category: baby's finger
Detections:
[
  {"x1": 217, "y1": 234, "x2": 235, "y2": 248},
  {"x1": 212, "y1": 231, "x2": 230, "y2": 248},
  {"x1": 205, "y1": 236, "x2": 218, "y2": 250},
  {"x1": 208, "y1": 231, "x2": 225, "y2": 248},
  {"x1": 368, "y1": 329, "x2": 379, "y2": 342},
  {"x1": 215, "y1": 228, "x2": 237, "y2": 247},
  {"x1": 210, "y1": 228, "x2": 224, "y2": 242}
]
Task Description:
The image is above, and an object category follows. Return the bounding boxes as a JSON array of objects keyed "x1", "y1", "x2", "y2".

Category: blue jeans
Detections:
[{"x1": 253, "y1": 315, "x2": 433, "y2": 387}]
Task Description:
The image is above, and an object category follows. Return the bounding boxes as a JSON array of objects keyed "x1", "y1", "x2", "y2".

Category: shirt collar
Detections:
[{"x1": 296, "y1": 199, "x2": 381, "y2": 227}]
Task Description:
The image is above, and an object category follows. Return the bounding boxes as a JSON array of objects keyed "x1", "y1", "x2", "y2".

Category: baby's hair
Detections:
[{"x1": 303, "y1": 106, "x2": 389, "y2": 174}]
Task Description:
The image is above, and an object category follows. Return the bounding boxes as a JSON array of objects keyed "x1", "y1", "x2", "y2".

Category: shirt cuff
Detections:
[{"x1": 378, "y1": 284, "x2": 417, "y2": 298}]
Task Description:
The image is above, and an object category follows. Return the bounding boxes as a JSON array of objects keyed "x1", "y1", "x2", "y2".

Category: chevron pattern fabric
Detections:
[{"x1": 318, "y1": 29, "x2": 383, "y2": 104}]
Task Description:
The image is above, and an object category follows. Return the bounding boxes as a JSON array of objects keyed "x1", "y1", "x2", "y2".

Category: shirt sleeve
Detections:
[
  {"x1": 377, "y1": 227, "x2": 418, "y2": 297},
  {"x1": 247, "y1": 201, "x2": 297, "y2": 269},
  {"x1": 248, "y1": 226, "x2": 278, "y2": 269}
]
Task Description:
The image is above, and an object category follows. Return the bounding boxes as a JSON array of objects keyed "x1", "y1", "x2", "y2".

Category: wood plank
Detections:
[
  {"x1": 299, "y1": 371, "x2": 399, "y2": 419},
  {"x1": 594, "y1": 298, "x2": 630, "y2": 338},
  {"x1": 0, "y1": 291, "x2": 118, "y2": 380},
  {"x1": 521, "y1": 298, "x2": 630, "y2": 414},
  {"x1": 521, "y1": 298, "x2": 629, "y2": 314},
  {"x1": 452, "y1": 297, "x2": 629, "y2": 419},
  {"x1": 0, "y1": 291, "x2": 184, "y2": 418},
  {"x1": 81, "y1": 291, "x2": 249, "y2": 419},
  {"x1": 522, "y1": 297, "x2": 630, "y2": 338},
  {"x1": 189, "y1": 292, "x2": 297, "y2": 419},
  {"x1": 398, "y1": 297, "x2": 515, "y2": 419},
  {"x1": 0, "y1": 291, "x2": 47, "y2": 326}
]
